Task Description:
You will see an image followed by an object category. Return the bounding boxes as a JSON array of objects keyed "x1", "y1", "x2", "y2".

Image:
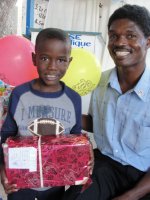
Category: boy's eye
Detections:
[
  {"x1": 59, "y1": 58, "x2": 67, "y2": 62},
  {"x1": 40, "y1": 56, "x2": 49, "y2": 61},
  {"x1": 57, "y1": 58, "x2": 67, "y2": 64}
]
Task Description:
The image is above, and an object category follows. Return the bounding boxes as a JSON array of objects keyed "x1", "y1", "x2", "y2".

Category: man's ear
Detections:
[
  {"x1": 146, "y1": 36, "x2": 150, "y2": 48},
  {"x1": 32, "y1": 52, "x2": 36, "y2": 66}
]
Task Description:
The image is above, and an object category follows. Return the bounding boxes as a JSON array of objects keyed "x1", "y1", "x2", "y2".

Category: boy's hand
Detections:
[{"x1": 1, "y1": 166, "x2": 18, "y2": 194}]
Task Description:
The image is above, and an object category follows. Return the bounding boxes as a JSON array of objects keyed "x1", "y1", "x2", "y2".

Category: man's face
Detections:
[
  {"x1": 108, "y1": 18, "x2": 150, "y2": 69},
  {"x1": 32, "y1": 38, "x2": 72, "y2": 91}
]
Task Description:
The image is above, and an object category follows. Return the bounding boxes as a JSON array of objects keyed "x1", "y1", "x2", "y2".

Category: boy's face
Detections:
[{"x1": 32, "y1": 38, "x2": 72, "y2": 91}]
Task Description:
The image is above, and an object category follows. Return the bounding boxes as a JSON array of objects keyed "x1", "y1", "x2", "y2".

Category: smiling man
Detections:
[{"x1": 63, "y1": 4, "x2": 150, "y2": 200}]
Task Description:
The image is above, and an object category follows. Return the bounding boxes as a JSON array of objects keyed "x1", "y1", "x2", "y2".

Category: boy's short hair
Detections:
[
  {"x1": 35, "y1": 28, "x2": 71, "y2": 51},
  {"x1": 108, "y1": 4, "x2": 150, "y2": 37}
]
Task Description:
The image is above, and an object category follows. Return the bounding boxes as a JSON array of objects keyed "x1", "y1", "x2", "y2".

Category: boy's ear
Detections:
[
  {"x1": 32, "y1": 52, "x2": 36, "y2": 66},
  {"x1": 69, "y1": 57, "x2": 73, "y2": 63}
]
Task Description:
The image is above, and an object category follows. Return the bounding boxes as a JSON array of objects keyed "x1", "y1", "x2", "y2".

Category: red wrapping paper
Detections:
[{"x1": 3, "y1": 134, "x2": 92, "y2": 189}]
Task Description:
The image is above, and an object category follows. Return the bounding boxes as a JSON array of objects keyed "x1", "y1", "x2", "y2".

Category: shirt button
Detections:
[
  {"x1": 115, "y1": 149, "x2": 118, "y2": 153},
  {"x1": 138, "y1": 90, "x2": 144, "y2": 96}
]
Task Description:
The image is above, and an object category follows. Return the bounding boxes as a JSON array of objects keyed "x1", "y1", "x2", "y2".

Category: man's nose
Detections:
[{"x1": 115, "y1": 36, "x2": 127, "y2": 46}]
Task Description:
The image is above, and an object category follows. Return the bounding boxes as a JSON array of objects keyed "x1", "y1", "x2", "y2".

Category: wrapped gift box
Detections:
[{"x1": 3, "y1": 134, "x2": 92, "y2": 189}]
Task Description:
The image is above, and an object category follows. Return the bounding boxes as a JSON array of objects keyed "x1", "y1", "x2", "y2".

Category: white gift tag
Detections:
[{"x1": 8, "y1": 147, "x2": 37, "y2": 172}]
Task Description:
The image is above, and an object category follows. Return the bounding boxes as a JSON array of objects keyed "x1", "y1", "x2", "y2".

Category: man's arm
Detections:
[
  {"x1": 82, "y1": 114, "x2": 93, "y2": 132},
  {"x1": 113, "y1": 172, "x2": 150, "y2": 200}
]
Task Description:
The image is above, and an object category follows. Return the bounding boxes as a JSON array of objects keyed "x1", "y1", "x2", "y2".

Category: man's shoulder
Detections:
[{"x1": 98, "y1": 68, "x2": 114, "y2": 86}]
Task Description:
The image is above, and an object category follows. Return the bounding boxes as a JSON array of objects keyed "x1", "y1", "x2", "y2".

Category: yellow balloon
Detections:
[{"x1": 62, "y1": 48, "x2": 101, "y2": 96}]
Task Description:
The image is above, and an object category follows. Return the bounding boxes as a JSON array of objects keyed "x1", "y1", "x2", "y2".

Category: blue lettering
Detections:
[
  {"x1": 71, "y1": 40, "x2": 91, "y2": 47},
  {"x1": 61, "y1": 109, "x2": 66, "y2": 121},
  {"x1": 69, "y1": 34, "x2": 81, "y2": 40},
  {"x1": 28, "y1": 106, "x2": 36, "y2": 118},
  {"x1": 42, "y1": 106, "x2": 49, "y2": 117},
  {"x1": 37, "y1": 106, "x2": 42, "y2": 117},
  {"x1": 50, "y1": 106, "x2": 55, "y2": 118},
  {"x1": 54, "y1": 107, "x2": 61, "y2": 119},
  {"x1": 28, "y1": 106, "x2": 71, "y2": 123},
  {"x1": 67, "y1": 111, "x2": 71, "y2": 123}
]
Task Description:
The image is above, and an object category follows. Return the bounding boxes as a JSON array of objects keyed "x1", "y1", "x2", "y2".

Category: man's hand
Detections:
[
  {"x1": 113, "y1": 172, "x2": 150, "y2": 200},
  {"x1": 112, "y1": 191, "x2": 139, "y2": 200}
]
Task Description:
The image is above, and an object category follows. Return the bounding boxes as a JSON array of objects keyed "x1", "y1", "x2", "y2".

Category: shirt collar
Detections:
[
  {"x1": 108, "y1": 66, "x2": 150, "y2": 101},
  {"x1": 134, "y1": 66, "x2": 150, "y2": 101},
  {"x1": 109, "y1": 68, "x2": 122, "y2": 94}
]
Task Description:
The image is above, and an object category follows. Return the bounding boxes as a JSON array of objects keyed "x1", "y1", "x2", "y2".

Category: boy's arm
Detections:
[
  {"x1": 82, "y1": 114, "x2": 93, "y2": 132},
  {"x1": 0, "y1": 164, "x2": 18, "y2": 194},
  {"x1": 1, "y1": 91, "x2": 18, "y2": 144},
  {"x1": 0, "y1": 95, "x2": 18, "y2": 194},
  {"x1": 0, "y1": 122, "x2": 18, "y2": 194},
  {"x1": 112, "y1": 172, "x2": 150, "y2": 200}
]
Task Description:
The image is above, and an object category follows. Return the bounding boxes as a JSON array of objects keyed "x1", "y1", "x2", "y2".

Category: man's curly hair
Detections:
[{"x1": 108, "y1": 4, "x2": 150, "y2": 38}]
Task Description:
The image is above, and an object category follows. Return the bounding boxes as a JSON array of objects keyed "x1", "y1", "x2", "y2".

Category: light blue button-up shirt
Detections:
[{"x1": 89, "y1": 67, "x2": 150, "y2": 172}]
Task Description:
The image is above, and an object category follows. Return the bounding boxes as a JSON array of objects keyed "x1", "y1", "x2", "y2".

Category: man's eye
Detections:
[
  {"x1": 127, "y1": 34, "x2": 136, "y2": 39},
  {"x1": 109, "y1": 34, "x2": 117, "y2": 40}
]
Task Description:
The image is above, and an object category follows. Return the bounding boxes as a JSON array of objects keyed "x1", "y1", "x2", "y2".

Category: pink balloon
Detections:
[{"x1": 0, "y1": 35, "x2": 38, "y2": 86}]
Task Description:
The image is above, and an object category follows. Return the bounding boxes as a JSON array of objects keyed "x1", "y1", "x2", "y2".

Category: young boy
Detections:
[{"x1": 0, "y1": 28, "x2": 82, "y2": 200}]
